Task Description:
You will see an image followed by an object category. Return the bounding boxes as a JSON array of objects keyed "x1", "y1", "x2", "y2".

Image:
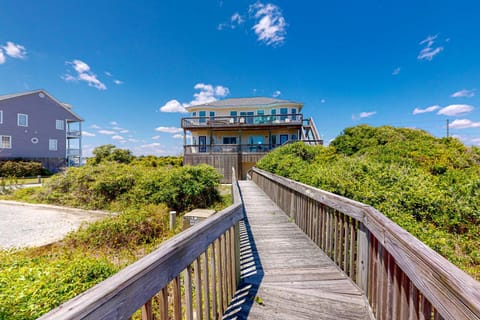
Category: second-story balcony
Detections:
[{"x1": 181, "y1": 114, "x2": 303, "y2": 129}]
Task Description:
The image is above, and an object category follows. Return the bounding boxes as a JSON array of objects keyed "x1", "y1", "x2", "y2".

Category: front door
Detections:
[
  {"x1": 280, "y1": 134, "x2": 288, "y2": 145},
  {"x1": 199, "y1": 136, "x2": 207, "y2": 152}
]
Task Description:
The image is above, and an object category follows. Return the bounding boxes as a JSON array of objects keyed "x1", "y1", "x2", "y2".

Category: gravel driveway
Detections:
[{"x1": 0, "y1": 201, "x2": 109, "y2": 249}]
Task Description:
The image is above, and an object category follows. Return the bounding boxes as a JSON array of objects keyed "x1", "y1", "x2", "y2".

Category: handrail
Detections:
[
  {"x1": 39, "y1": 168, "x2": 244, "y2": 320},
  {"x1": 250, "y1": 167, "x2": 480, "y2": 320},
  {"x1": 181, "y1": 114, "x2": 303, "y2": 128}
]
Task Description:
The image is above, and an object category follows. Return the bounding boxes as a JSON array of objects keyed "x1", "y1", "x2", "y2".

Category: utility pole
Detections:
[{"x1": 446, "y1": 119, "x2": 450, "y2": 138}]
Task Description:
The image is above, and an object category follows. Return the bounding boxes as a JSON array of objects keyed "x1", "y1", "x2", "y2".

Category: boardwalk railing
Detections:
[
  {"x1": 251, "y1": 167, "x2": 480, "y2": 320},
  {"x1": 39, "y1": 171, "x2": 244, "y2": 320}
]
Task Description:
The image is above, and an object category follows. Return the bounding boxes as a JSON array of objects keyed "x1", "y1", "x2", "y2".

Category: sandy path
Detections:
[{"x1": 0, "y1": 201, "x2": 109, "y2": 249}]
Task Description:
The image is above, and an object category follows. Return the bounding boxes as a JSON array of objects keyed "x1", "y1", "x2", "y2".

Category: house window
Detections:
[
  {"x1": 192, "y1": 112, "x2": 196, "y2": 117},
  {"x1": 0, "y1": 135, "x2": 11, "y2": 149},
  {"x1": 56, "y1": 120, "x2": 65, "y2": 130},
  {"x1": 0, "y1": 111, "x2": 3, "y2": 124},
  {"x1": 49, "y1": 139, "x2": 58, "y2": 151},
  {"x1": 17, "y1": 113, "x2": 28, "y2": 127},
  {"x1": 223, "y1": 137, "x2": 237, "y2": 144},
  {"x1": 291, "y1": 108, "x2": 297, "y2": 120},
  {"x1": 209, "y1": 111, "x2": 215, "y2": 118},
  {"x1": 280, "y1": 108, "x2": 288, "y2": 121},
  {"x1": 199, "y1": 111, "x2": 206, "y2": 124}
]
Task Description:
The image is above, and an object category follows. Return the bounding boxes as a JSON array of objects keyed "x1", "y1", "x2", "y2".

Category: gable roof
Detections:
[
  {"x1": 0, "y1": 89, "x2": 83, "y2": 121},
  {"x1": 185, "y1": 97, "x2": 303, "y2": 111}
]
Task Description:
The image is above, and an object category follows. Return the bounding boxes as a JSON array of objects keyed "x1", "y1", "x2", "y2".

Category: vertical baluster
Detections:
[
  {"x1": 349, "y1": 219, "x2": 355, "y2": 278},
  {"x1": 215, "y1": 238, "x2": 224, "y2": 316},
  {"x1": 159, "y1": 287, "x2": 168, "y2": 320},
  {"x1": 185, "y1": 265, "x2": 194, "y2": 320},
  {"x1": 399, "y1": 271, "x2": 410, "y2": 319},
  {"x1": 392, "y1": 263, "x2": 401, "y2": 319},
  {"x1": 194, "y1": 257, "x2": 203, "y2": 320},
  {"x1": 202, "y1": 252, "x2": 210, "y2": 320},
  {"x1": 409, "y1": 282, "x2": 420, "y2": 320},
  {"x1": 210, "y1": 243, "x2": 218, "y2": 319},
  {"x1": 419, "y1": 295, "x2": 432, "y2": 320},
  {"x1": 356, "y1": 222, "x2": 370, "y2": 293},
  {"x1": 173, "y1": 275, "x2": 182, "y2": 320},
  {"x1": 343, "y1": 214, "x2": 348, "y2": 272},
  {"x1": 141, "y1": 299, "x2": 153, "y2": 320},
  {"x1": 221, "y1": 233, "x2": 228, "y2": 312},
  {"x1": 225, "y1": 230, "x2": 232, "y2": 304}
]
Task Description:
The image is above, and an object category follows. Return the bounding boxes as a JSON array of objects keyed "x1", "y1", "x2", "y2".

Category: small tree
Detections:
[{"x1": 89, "y1": 144, "x2": 134, "y2": 165}]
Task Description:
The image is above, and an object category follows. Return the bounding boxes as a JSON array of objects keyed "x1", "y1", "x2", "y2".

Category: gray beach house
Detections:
[{"x1": 0, "y1": 90, "x2": 83, "y2": 172}]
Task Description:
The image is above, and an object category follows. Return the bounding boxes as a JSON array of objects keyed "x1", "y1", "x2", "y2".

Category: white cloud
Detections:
[
  {"x1": 160, "y1": 99, "x2": 186, "y2": 113},
  {"x1": 412, "y1": 105, "x2": 440, "y2": 115},
  {"x1": 82, "y1": 131, "x2": 96, "y2": 137},
  {"x1": 160, "y1": 83, "x2": 230, "y2": 113},
  {"x1": 98, "y1": 130, "x2": 116, "y2": 135},
  {"x1": 272, "y1": 90, "x2": 281, "y2": 97},
  {"x1": 352, "y1": 111, "x2": 376, "y2": 121},
  {"x1": 114, "y1": 79, "x2": 123, "y2": 85},
  {"x1": 392, "y1": 67, "x2": 401, "y2": 75},
  {"x1": 449, "y1": 119, "x2": 480, "y2": 129},
  {"x1": 155, "y1": 126, "x2": 183, "y2": 133},
  {"x1": 360, "y1": 111, "x2": 376, "y2": 118},
  {"x1": 218, "y1": 12, "x2": 245, "y2": 30},
  {"x1": 63, "y1": 59, "x2": 107, "y2": 90},
  {"x1": 231, "y1": 13, "x2": 244, "y2": 25},
  {"x1": 91, "y1": 124, "x2": 101, "y2": 129},
  {"x1": 451, "y1": 89, "x2": 475, "y2": 98},
  {"x1": 417, "y1": 34, "x2": 444, "y2": 61},
  {"x1": 172, "y1": 134, "x2": 184, "y2": 139},
  {"x1": 112, "y1": 135, "x2": 124, "y2": 140},
  {"x1": 119, "y1": 129, "x2": 129, "y2": 134},
  {"x1": 152, "y1": 135, "x2": 161, "y2": 140},
  {"x1": 2, "y1": 41, "x2": 27, "y2": 59},
  {"x1": 110, "y1": 121, "x2": 118, "y2": 126},
  {"x1": 437, "y1": 104, "x2": 474, "y2": 116},
  {"x1": 321, "y1": 99, "x2": 326, "y2": 103},
  {"x1": 0, "y1": 50, "x2": 5, "y2": 64},
  {"x1": 249, "y1": 2, "x2": 287, "y2": 46},
  {"x1": 140, "y1": 142, "x2": 161, "y2": 148}
]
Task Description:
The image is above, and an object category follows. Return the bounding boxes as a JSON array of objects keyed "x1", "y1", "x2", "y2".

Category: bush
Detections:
[
  {"x1": 0, "y1": 161, "x2": 49, "y2": 177},
  {"x1": 257, "y1": 125, "x2": 480, "y2": 279}
]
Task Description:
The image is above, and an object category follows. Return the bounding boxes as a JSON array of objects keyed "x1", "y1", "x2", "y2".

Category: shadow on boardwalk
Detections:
[{"x1": 223, "y1": 216, "x2": 264, "y2": 319}]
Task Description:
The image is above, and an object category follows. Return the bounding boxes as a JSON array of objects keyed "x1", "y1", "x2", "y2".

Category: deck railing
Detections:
[
  {"x1": 39, "y1": 170, "x2": 244, "y2": 320},
  {"x1": 184, "y1": 143, "x2": 280, "y2": 154},
  {"x1": 181, "y1": 114, "x2": 303, "y2": 128},
  {"x1": 251, "y1": 167, "x2": 480, "y2": 320}
]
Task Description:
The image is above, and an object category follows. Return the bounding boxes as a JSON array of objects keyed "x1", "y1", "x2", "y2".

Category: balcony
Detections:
[
  {"x1": 181, "y1": 114, "x2": 303, "y2": 130},
  {"x1": 184, "y1": 143, "x2": 283, "y2": 154},
  {"x1": 67, "y1": 130, "x2": 81, "y2": 138}
]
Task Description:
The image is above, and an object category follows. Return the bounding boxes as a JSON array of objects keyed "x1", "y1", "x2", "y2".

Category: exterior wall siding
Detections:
[{"x1": 0, "y1": 91, "x2": 82, "y2": 171}]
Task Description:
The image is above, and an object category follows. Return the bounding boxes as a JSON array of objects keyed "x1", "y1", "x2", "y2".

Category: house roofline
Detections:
[{"x1": 0, "y1": 89, "x2": 84, "y2": 121}]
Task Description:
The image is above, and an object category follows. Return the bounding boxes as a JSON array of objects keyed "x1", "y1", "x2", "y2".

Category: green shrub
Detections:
[
  {"x1": 0, "y1": 161, "x2": 49, "y2": 177},
  {"x1": 257, "y1": 125, "x2": 480, "y2": 279}
]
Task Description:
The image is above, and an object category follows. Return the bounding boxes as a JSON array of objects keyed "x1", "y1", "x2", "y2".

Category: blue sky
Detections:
[{"x1": 1, "y1": 0, "x2": 480, "y2": 156}]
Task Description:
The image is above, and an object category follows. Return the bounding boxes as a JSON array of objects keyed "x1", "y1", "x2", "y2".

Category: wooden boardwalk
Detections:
[{"x1": 224, "y1": 181, "x2": 374, "y2": 320}]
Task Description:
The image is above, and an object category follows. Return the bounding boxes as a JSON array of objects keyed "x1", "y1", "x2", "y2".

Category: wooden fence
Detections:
[
  {"x1": 38, "y1": 172, "x2": 244, "y2": 320},
  {"x1": 251, "y1": 167, "x2": 480, "y2": 320}
]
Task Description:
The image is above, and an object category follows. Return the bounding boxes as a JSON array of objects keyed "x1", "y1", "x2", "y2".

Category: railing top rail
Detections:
[
  {"x1": 251, "y1": 167, "x2": 480, "y2": 320},
  {"x1": 39, "y1": 168, "x2": 244, "y2": 320}
]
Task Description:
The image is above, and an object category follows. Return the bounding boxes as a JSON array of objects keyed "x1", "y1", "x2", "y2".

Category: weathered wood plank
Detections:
[
  {"x1": 234, "y1": 180, "x2": 373, "y2": 320},
  {"x1": 252, "y1": 167, "x2": 480, "y2": 320}
]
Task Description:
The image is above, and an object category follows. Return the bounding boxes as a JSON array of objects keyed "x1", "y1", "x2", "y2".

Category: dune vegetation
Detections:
[
  {"x1": 257, "y1": 125, "x2": 480, "y2": 279},
  {"x1": 0, "y1": 145, "x2": 229, "y2": 320}
]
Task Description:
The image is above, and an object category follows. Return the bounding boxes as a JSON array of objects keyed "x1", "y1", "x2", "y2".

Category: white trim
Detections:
[
  {"x1": 0, "y1": 110, "x2": 3, "y2": 124},
  {"x1": 17, "y1": 113, "x2": 28, "y2": 127},
  {"x1": 0, "y1": 135, "x2": 12, "y2": 149},
  {"x1": 49, "y1": 139, "x2": 58, "y2": 151},
  {"x1": 56, "y1": 119, "x2": 65, "y2": 130}
]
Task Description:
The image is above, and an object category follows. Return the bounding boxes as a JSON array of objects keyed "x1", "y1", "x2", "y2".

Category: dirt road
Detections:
[{"x1": 0, "y1": 201, "x2": 109, "y2": 249}]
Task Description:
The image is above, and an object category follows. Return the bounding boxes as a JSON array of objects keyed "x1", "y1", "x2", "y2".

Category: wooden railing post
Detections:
[{"x1": 356, "y1": 222, "x2": 370, "y2": 293}]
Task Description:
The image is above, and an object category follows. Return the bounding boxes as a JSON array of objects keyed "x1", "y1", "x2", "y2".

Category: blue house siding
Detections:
[{"x1": 0, "y1": 90, "x2": 83, "y2": 172}]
